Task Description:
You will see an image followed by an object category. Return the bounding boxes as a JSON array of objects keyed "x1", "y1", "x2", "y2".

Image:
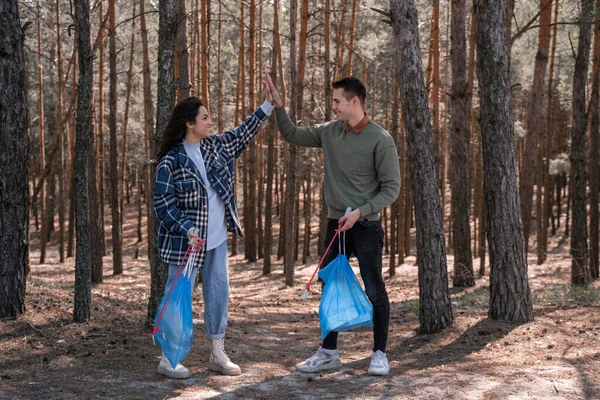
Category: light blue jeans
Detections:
[{"x1": 166, "y1": 240, "x2": 229, "y2": 339}]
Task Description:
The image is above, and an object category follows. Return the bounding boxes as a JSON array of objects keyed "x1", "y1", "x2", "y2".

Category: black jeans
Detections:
[{"x1": 321, "y1": 218, "x2": 390, "y2": 353}]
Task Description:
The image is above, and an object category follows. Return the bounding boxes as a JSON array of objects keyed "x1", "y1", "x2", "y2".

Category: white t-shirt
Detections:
[{"x1": 182, "y1": 140, "x2": 227, "y2": 251}]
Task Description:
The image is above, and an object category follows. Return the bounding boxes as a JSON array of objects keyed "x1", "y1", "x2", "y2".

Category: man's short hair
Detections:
[{"x1": 332, "y1": 76, "x2": 367, "y2": 106}]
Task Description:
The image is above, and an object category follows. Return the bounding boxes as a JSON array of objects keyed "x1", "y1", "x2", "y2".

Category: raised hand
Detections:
[{"x1": 265, "y1": 71, "x2": 284, "y2": 108}]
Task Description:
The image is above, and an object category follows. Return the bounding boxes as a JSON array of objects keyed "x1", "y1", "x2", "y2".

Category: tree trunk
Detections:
[
  {"x1": 542, "y1": 0, "x2": 559, "y2": 262},
  {"x1": 0, "y1": 0, "x2": 29, "y2": 318},
  {"x1": 140, "y1": 0, "x2": 156, "y2": 263},
  {"x1": 346, "y1": 0, "x2": 358, "y2": 75},
  {"x1": 37, "y1": 6, "x2": 48, "y2": 265},
  {"x1": 450, "y1": 0, "x2": 474, "y2": 287},
  {"x1": 175, "y1": 0, "x2": 189, "y2": 100},
  {"x1": 245, "y1": 0, "x2": 258, "y2": 262},
  {"x1": 570, "y1": 0, "x2": 593, "y2": 285},
  {"x1": 504, "y1": 0, "x2": 515, "y2": 60},
  {"x1": 97, "y1": 0, "x2": 107, "y2": 257},
  {"x1": 474, "y1": 0, "x2": 534, "y2": 322},
  {"x1": 89, "y1": 99, "x2": 103, "y2": 283},
  {"x1": 519, "y1": 0, "x2": 552, "y2": 255},
  {"x1": 201, "y1": 0, "x2": 210, "y2": 107},
  {"x1": 108, "y1": 0, "x2": 122, "y2": 275},
  {"x1": 147, "y1": 0, "x2": 177, "y2": 325},
  {"x1": 318, "y1": 0, "x2": 332, "y2": 256},
  {"x1": 589, "y1": 0, "x2": 600, "y2": 280},
  {"x1": 120, "y1": 2, "x2": 137, "y2": 227},
  {"x1": 431, "y1": 0, "x2": 441, "y2": 182},
  {"x1": 334, "y1": 0, "x2": 348, "y2": 79},
  {"x1": 73, "y1": 0, "x2": 93, "y2": 322},
  {"x1": 391, "y1": 0, "x2": 453, "y2": 334},
  {"x1": 285, "y1": 0, "x2": 298, "y2": 287},
  {"x1": 56, "y1": 0, "x2": 66, "y2": 264},
  {"x1": 264, "y1": 11, "x2": 279, "y2": 274}
]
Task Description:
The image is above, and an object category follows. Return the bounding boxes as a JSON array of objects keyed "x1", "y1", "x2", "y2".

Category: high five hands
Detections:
[{"x1": 265, "y1": 71, "x2": 284, "y2": 108}]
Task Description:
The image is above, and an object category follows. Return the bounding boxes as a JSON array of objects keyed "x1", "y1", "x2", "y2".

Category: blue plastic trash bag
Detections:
[
  {"x1": 152, "y1": 271, "x2": 194, "y2": 369},
  {"x1": 318, "y1": 254, "x2": 373, "y2": 340}
]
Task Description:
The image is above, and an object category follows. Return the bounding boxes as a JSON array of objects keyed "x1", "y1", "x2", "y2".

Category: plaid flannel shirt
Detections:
[{"x1": 154, "y1": 107, "x2": 268, "y2": 269}]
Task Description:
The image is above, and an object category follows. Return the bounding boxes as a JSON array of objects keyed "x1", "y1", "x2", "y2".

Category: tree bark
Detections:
[
  {"x1": 450, "y1": 0, "x2": 474, "y2": 287},
  {"x1": 200, "y1": 0, "x2": 210, "y2": 107},
  {"x1": 108, "y1": 0, "x2": 122, "y2": 275},
  {"x1": 120, "y1": 2, "x2": 137, "y2": 226},
  {"x1": 519, "y1": 0, "x2": 552, "y2": 254},
  {"x1": 56, "y1": 0, "x2": 66, "y2": 264},
  {"x1": 474, "y1": 0, "x2": 534, "y2": 322},
  {"x1": 285, "y1": 0, "x2": 298, "y2": 287},
  {"x1": 264, "y1": 7, "x2": 279, "y2": 274},
  {"x1": 589, "y1": 0, "x2": 600, "y2": 280},
  {"x1": 37, "y1": 5, "x2": 48, "y2": 265},
  {"x1": 97, "y1": 0, "x2": 107, "y2": 257},
  {"x1": 245, "y1": 0, "x2": 258, "y2": 261},
  {"x1": 175, "y1": 0, "x2": 189, "y2": 100},
  {"x1": 391, "y1": 0, "x2": 453, "y2": 334},
  {"x1": 140, "y1": 0, "x2": 156, "y2": 263},
  {"x1": 147, "y1": 0, "x2": 177, "y2": 325},
  {"x1": 73, "y1": 0, "x2": 93, "y2": 322},
  {"x1": 570, "y1": 0, "x2": 593, "y2": 285},
  {"x1": 0, "y1": 0, "x2": 29, "y2": 318}
]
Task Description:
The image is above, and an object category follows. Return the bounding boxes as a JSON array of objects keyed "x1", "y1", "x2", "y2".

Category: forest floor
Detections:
[{"x1": 1, "y1": 203, "x2": 600, "y2": 400}]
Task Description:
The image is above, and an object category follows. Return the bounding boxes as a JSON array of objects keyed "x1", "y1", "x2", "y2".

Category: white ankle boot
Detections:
[
  {"x1": 157, "y1": 355, "x2": 190, "y2": 379},
  {"x1": 208, "y1": 338, "x2": 241, "y2": 375}
]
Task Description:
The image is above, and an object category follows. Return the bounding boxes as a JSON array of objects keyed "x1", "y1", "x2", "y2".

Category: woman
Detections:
[{"x1": 153, "y1": 73, "x2": 276, "y2": 378}]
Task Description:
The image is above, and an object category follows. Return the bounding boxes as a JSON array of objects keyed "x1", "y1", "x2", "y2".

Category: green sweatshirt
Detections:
[{"x1": 275, "y1": 107, "x2": 401, "y2": 221}]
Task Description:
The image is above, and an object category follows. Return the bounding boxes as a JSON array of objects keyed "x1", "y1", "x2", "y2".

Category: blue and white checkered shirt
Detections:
[{"x1": 154, "y1": 104, "x2": 271, "y2": 269}]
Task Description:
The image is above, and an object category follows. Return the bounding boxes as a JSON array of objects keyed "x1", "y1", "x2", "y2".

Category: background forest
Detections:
[{"x1": 1, "y1": 0, "x2": 600, "y2": 398}]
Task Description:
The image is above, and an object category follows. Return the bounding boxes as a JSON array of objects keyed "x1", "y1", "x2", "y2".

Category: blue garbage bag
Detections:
[
  {"x1": 152, "y1": 271, "x2": 194, "y2": 369},
  {"x1": 318, "y1": 254, "x2": 373, "y2": 340}
]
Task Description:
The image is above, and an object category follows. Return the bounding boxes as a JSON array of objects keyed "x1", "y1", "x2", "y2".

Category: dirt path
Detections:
[{"x1": 2, "y1": 242, "x2": 599, "y2": 399}]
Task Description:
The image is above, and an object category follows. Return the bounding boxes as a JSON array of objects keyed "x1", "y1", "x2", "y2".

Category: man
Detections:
[{"x1": 265, "y1": 75, "x2": 400, "y2": 376}]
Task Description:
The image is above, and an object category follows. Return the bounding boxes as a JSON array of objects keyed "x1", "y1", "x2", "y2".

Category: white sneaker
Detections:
[
  {"x1": 368, "y1": 350, "x2": 389, "y2": 376},
  {"x1": 157, "y1": 355, "x2": 191, "y2": 379},
  {"x1": 296, "y1": 347, "x2": 342, "y2": 373}
]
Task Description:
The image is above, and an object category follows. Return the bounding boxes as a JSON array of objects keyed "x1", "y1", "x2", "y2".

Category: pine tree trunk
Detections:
[
  {"x1": 108, "y1": 0, "x2": 123, "y2": 275},
  {"x1": 504, "y1": 0, "x2": 515, "y2": 60},
  {"x1": 38, "y1": 6, "x2": 48, "y2": 265},
  {"x1": 391, "y1": 0, "x2": 453, "y2": 334},
  {"x1": 201, "y1": 0, "x2": 210, "y2": 107},
  {"x1": 519, "y1": 0, "x2": 552, "y2": 255},
  {"x1": 0, "y1": 0, "x2": 29, "y2": 318},
  {"x1": 542, "y1": 0, "x2": 560, "y2": 264},
  {"x1": 589, "y1": 0, "x2": 600, "y2": 280},
  {"x1": 431, "y1": 0, "x2": 441, "y2": 182},
  {"x1": 570, "y1": 0, "x2": 593, "y2": 285},
  {"x1": 56, "y1": 0, "x2": 66, "y2": 263},
  {"x1": 334, "y1": 0, "x2": 348, "y2": 79},
  {"x1": 450, "y1": 0, "x2": 474, "y2": 287},
  {"x1": 318, "y1": 0, "x2": 332, "y2": 256},
  {"x1": 245, "y1": 0, "x2": 258, "y2": 262},
  {"x1": 97, "y1": 0, "x2": 107, "y2": 257},
  {"x1": 346, "y1": 0, "x2": 358, "y2": 75},
  {"x1": 89, "y1": 100, "x2": 103, "y2": 283},
  {"x1": 285, "y1": 0, "x2": 299, "y2": 286},
  {"x1": 140, "y1": 0, "x2": 155, "y2": 263},
  {"x1": 73, "y1": 0, "x2": 93, "y2": 322},
  {"x1": 264, "y1": 15, "x2": 279, "y2": 274},
  {"x1": 147, "y1": 0, "x2": 177, "y2": 325},
  {"x1": 475, "y1": 0, "x2": 534, "y2": 322},
  {"x1": 120, "y1": 3, "x2": 136, "y2": 227},
  {"x1": 175, "y1": 0, "x2": 189, "y2": 100}
]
